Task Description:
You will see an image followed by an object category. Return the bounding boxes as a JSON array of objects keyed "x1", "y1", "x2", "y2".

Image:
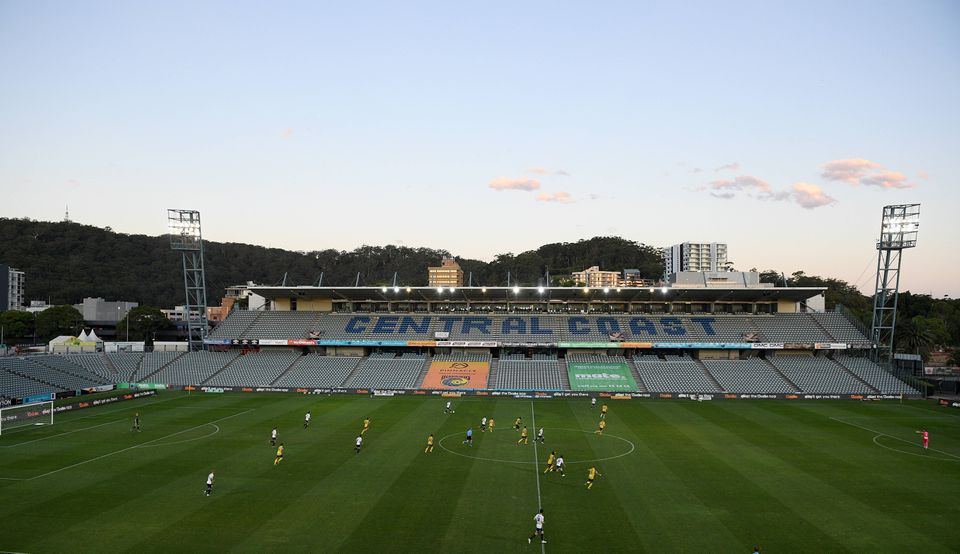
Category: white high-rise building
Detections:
[
  {"x1": 1, "y1": 264, "x2": 25, "y2": 311},
  {"x1": 662, "y1": 243, "x2": 728, "y2": 278}
]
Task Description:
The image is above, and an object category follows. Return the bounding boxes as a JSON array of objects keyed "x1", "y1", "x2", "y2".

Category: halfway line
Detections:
[{"x1": 530, "y1": 401, "x2": 545, "y2": 554}]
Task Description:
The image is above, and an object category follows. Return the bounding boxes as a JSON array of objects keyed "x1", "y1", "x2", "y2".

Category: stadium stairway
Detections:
[
  {"x1": 340, "y1": 357, "x2": 370, "y2": 388},
  {"x1": 807, "y1": 314, "x2": 834, "y2": 341},
  {"x1": 200, "y1": 354, "x2": 245, "y2": 385},
  {"x1": 762, "y1": 357, "x2": 802, "y2": 392},
  {"x1": 412, "y1": 357, "x2": 433, "y2": 389},
  {"x1": 558, "y1": 358, "x2": 572, "y2": 390},
  {"x1": 625, "y1": 359, "x2": 648, "y2": 392},
  {"x1": 1, "y1": 360, "x2": 65, "y2": 392},
  {"x1": 136, "y1": 352, "x2": 187, "y2": 383},
  {"x1": 697, "y1": 360, "x2": 724, "y2": 392},
  {"x1": 486, "y1": 358, "x2": 499, "y2": 389},
  {"x1": 103, "y1": 354, "x2": 118, "y2": 374},
  {"x1": 834, "y1": 359, "x2": 881, "y2": 394},
  {"x1": 268, "y1": 353, "x2": 312, "y2": 387}
]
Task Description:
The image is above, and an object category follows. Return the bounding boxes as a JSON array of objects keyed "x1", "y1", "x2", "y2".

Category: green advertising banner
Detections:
[{"x1": 567, "y1": 362, "x2": 639, "y2": 391}]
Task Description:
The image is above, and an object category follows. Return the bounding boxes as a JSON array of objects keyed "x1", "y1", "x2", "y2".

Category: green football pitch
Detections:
[{"x1": 1, "y1": 392, "x2": 959, "y2": 553}]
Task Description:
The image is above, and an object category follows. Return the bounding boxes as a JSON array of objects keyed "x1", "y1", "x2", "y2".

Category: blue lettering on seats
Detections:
[
  {"x1": 345, "y1": 316, "x2": 369, "y2": 334},
  {"x1": 502, "y1": 317, "x2": 526, "y2": 335},
  {"x1": 629, "y1": 317, "x2": 657, "y2": 336},
  {"x1": 372, "y1": 316, "x2": 399, "y2": 334},
  {"x1": 439, "y1": 316, "x2": 462, "y2": 333},
  {"x1": 461, "y1": 317, "x2": 490, "y2": 335},
  {"x1": 661, "y1": 317, "x2": 686, "y2": 336},
  {"x1": 529, "y1": 317, "x2": 553, "y2": 335},
  {"x1": 398, "y1": 316, "x2": 431, "y2": 335},
  {"x1": 690, "y1": 317, "x2": 717, "y2": 335},
  {"x1": 568, "y1": 317, "x2": 590, "y2": 335},
  {"x1": 597, "y1": 317, "x2": 621, "y2": 335}
]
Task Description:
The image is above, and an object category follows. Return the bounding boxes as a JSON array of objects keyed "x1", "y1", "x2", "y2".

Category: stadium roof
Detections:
[{"x1": 248, "y1": 286, "x2": 826, "y2": 303}]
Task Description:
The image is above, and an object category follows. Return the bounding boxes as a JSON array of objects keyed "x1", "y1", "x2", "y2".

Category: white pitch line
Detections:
[
  {"x1": 530, "y1": 401, "x2": 545, "y2": 553},
  {"x1": 0, "y1": 394, "x2": 189, "y2": 437},
  {"x1": 0, "y1": 418, "x2": 124, "y2": 448},
  {"x1": 830, "y1": 416, "x2": 960, "y2": 460},
  {"x1": 21, "y1": 408, "x2": 254, "y2": 481}
]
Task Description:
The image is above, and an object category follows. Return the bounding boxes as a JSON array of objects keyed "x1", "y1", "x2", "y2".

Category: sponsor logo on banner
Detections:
[
  {"x1": 751, "y1": 343, "x2": 785, "y2": 349},
  {"x1": 611, "y1": 394, "x2": 632, "y2": 400},
  {"x1": 558, "y1": 342, "x2": 620, "y2": 349},
  {"x1": 422, "y1": 361, "x2": 491, "y2": 389},
  {"x1": 257, "y1": 339, "x2": 288, "y2": 346},
  {"x1": 785, "y1": 394, "x2": 799, "y2": 399},
  {"x1": 500, "y1": 342, "x2": 558, "y2": 348},
  {"x1": 784, "y1": 343, "x2": 814, "y2": 350},
  {"x1": 288, "y1": 339, "x2": 318, "y2": 346},
  {"x1": 435, "y1": 341, "x2": 498, "y2": 348},
  {"x1": 231, "y1": 339, "x2": 260, "y2": 346},
  {"x1": 618, "y1": 342, "x2": 653, "y2": 348},
  {"x1": 724, "y1": 394, "x2": 738, "y2": 399},
  {"x1": 201, "y1": 387, "x2": 227, "y2": 393},
  {"x1": 814, "y1": 343, "x2": 848, "y2": 350},
  {"x1": 204, "y1": 339, "x2": 232, "y2": 345},
  {"x1": 567, "y1": 362, "x2": 639, "y2": 391},
  {"x1": 406, "y1": 340, "x2": 437, "y2": 347},
  {"x1": 434, "y1": 332, "x2": 450, "y2": 339}
]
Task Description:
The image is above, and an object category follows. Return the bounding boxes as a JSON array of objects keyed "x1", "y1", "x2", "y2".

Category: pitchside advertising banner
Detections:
[
  {"x1": 421, "y1": 361, "x2": 491, "y2": 389},
  {"x1": 567, "y1": 362, "x2": 639, "y2": 391}
]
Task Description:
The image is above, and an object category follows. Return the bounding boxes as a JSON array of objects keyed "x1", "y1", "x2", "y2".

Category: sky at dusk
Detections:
[{"x1": 1, "y1": 1, "x2": 958, "y2": 296}]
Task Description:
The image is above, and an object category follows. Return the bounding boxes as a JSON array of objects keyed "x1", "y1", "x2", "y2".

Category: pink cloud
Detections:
[
  {"x1": 821, "y1": 158, "x2": 882, "y2": 184},
  {"x1": 710, "y1": 175, "x2": 771, "y2": 193},
  {"x1": 527, "y1": 168, "x2": 569, "y2": 176},
  {"x1": 536, "y1": 191, "x2": 573, "y2": 203},
  {"x1": 715, "y1": 162, "x2": 740, "y2": 172},
  {"x1": 489, "y1": 177, "x2": 541, "y2": 191},
  {"x1": 281, "y1": 128, "x2": 294, "y2": 139},
  {"x1": 917, "y1": 170, "x2": 929, "y2": 179},
  {"x1": 860, "y1": 171, "x2": 914, "y2": 189},
  {"x1": 790, "y1": 182, "x2": 836, "y2": 209}
]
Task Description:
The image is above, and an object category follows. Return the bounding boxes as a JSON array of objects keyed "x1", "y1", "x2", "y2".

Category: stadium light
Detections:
[
  {"x1": 878, "y1": 204, "x2": 920, "y2": 249},
  {"x1": 394, "y1": 286, "x2": 400, "y2": 293},
  {"x1": 449, "y1": 287, "x2": 456, "y2": 293},
  {"x1": 406, "y1": 287, "x2": 411, "y2": 293},
  {"x1": 436, "y1": 287, "x2": 444, "y2": 294},
  {"x1": 583, "y1": 287, "x2": 590, "y2": 293},
  {"x1": 616, "y1": 288, "x2": 621, "y2": 293},
  {"x1": 661, "y1": 287, "x2": 668, "y2": 294},
  {"x1": 603, "y1": 288, "x2": 609, "y2": 294},
  {"x1": 513, "y1": 286, "x2": 520, "y2": 294},
  {"x1": 382, "y1": 287, "x2": 388, "y2": 293},
  {"x1": 537, "y1": 286, "x2": 545, "y2": 294},
  {"x1": 481, "y1": 287, "x2": 487, "y2": 293}
]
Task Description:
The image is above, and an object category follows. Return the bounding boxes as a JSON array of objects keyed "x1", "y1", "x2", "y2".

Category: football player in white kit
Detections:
[
  {"x1": 270, "y1": 427, "x2": 278, "y2": 446},
  {"x1": 528, "y1": 508, "x2": 546, "y2": 544},
  {"x1": 355, "y1": 435, "x2": 363, "y2": 454},
  {"x1": 304, "y1": 411, "x2": 311, "y2": 429},
  {"x1": 205, "y1": 471, "x2": 214, "y2": 496},
  {"x1": 480, "y1": 416, "x2": 487, "y2": 432},
  {"x1": 555, "y1": 454, "x2": 566, "y2": 476}
]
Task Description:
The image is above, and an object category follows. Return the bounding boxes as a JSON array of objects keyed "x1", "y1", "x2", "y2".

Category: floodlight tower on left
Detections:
[{"x1": 168, "y1": 209, "x2": 209, "y2": 351}]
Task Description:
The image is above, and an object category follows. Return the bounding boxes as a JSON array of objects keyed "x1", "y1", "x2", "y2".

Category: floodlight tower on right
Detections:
[{"x1": 870, "y1": 204, "x2": 920, "y2": 365}]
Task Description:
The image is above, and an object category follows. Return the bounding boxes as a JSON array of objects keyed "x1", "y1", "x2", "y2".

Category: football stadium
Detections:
[{"x1": 2, "y1": 282, "x2": 959, "y2": 552}]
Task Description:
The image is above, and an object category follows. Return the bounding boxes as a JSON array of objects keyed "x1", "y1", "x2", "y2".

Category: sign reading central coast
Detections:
[
  {"x1": 567, "y1": 362, "x2": 639, "y2": 391},
  {"x1": 421, "y1": 361, "x2": 490, "y2": 389}
]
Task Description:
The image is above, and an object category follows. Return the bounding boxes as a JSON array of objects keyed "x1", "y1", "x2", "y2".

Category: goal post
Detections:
[{"x1": 0, "y1": 401, "x2": 54, "y2": 435}]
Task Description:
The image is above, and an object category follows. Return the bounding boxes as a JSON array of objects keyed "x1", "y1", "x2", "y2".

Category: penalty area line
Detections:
[
  {"x1": 830, "y1": 416, "x2": 960, "y2": 460},
  {"x1": 20, "y1": 408, "x2": 255, "y2": 482}
]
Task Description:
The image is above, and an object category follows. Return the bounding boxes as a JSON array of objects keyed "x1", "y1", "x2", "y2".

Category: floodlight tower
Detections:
[
  {"x1": 870, "y1": 204, "x2": 920, "y2": 365},
  {"x1": 168, "y1": 209, "x2": 209, "y2": 351}
]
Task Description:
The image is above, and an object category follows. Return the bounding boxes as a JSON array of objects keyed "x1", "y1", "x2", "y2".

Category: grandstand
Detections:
[{"x1": 0, "y1": 285, "x2": 921, "y2": 402}]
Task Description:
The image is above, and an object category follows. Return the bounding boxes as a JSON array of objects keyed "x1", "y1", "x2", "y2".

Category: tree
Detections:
[
  {"x1": 947, "y1": 349, "x2": 960, "y2": 367},
  {"x1": 0, "y1": 310, "x2": 35, "y2": 340},
  {"x1": 895, "y1": 317, "x2": 935, "y2": 360},
  {"x1": 117, "y1": 306, "x2": 172, "y2": 342},
  {"x1": 34, "y1": 305, "x2": 84, "y2": 342}
]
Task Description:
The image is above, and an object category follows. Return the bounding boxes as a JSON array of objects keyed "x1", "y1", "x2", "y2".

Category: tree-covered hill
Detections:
[{"x1": 0, "y1": 219, "x2": 663, "y2": 307}]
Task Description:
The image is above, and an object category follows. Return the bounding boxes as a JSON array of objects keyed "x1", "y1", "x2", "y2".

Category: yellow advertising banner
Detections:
[{"x1": 421, "y1": 361, "x2": 490, "y2": 389}]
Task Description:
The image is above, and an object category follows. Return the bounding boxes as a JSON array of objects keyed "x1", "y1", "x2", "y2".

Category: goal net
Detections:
[{"x1": 0, "y1": 401, "x2": 54, "y2": 435}]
